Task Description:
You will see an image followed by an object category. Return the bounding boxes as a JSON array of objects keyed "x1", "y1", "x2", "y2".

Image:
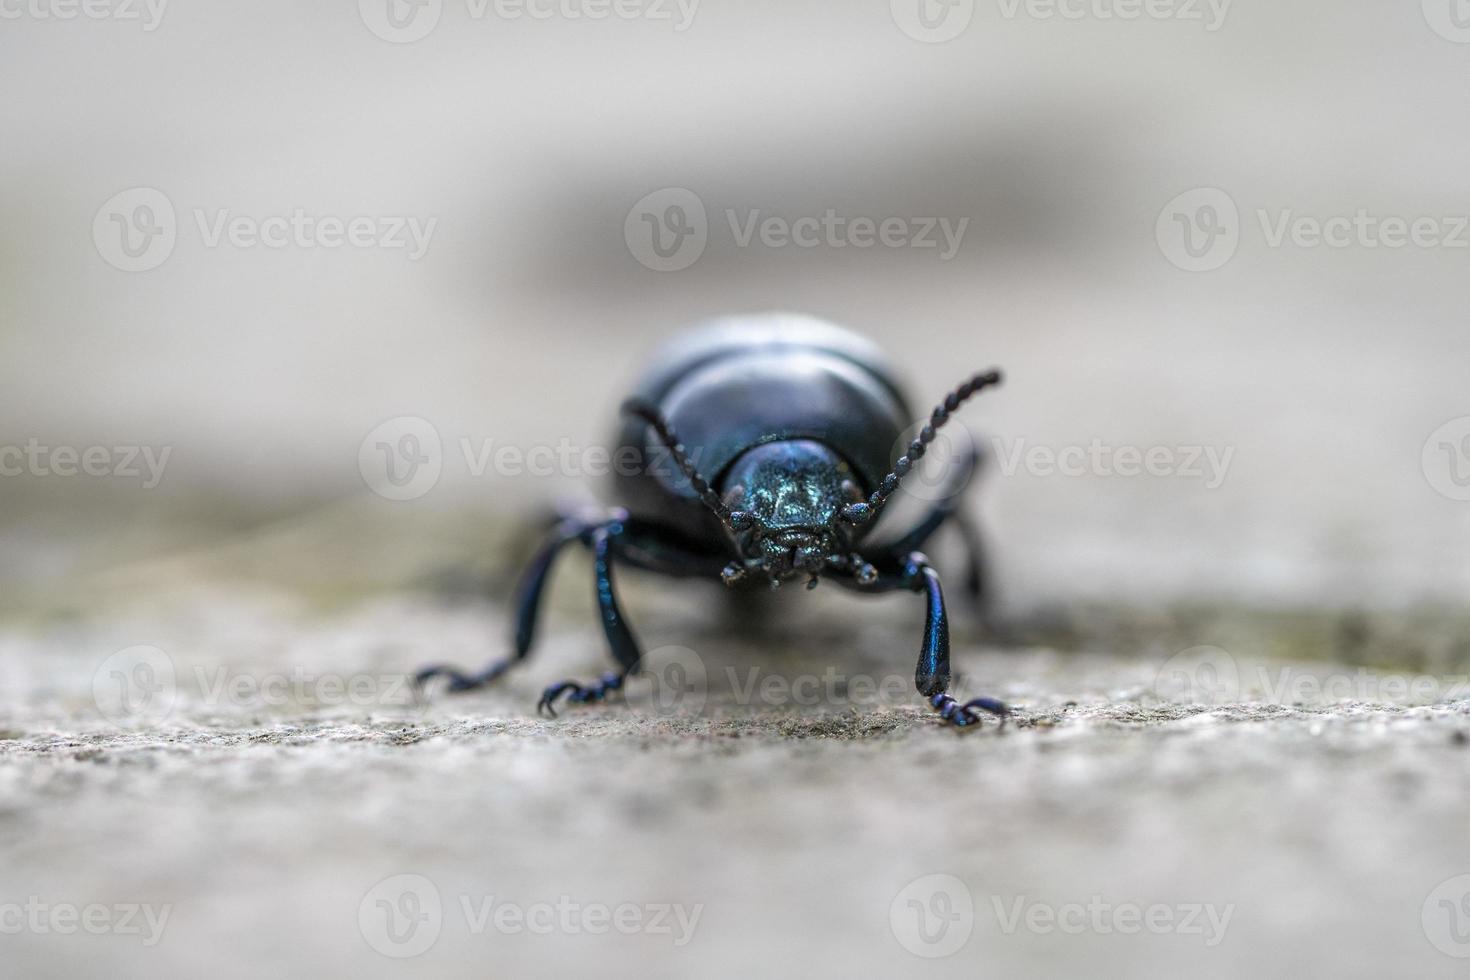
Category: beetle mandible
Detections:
[{"x1": 416, "y1": 313, "x2": 1008, "y2": 727}]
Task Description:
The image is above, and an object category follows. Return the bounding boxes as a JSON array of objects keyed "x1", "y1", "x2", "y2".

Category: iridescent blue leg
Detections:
[
  {"x1": 871, "y1": 440, "x2": 987, "y2": 604},
  {"x1": 538, "y1": 518, "x2": 643, "y2": 717},
  {"x1": 903, "y1": 552, "x2": 1008, "y2": 729},
  {"x1": 415, "y1": 515, "x2": 593, "y2": 693}
]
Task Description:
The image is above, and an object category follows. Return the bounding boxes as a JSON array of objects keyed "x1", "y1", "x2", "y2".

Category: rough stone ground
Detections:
[{"x1": 4, "y1": 550, "x2": 1470, "y2": 979}]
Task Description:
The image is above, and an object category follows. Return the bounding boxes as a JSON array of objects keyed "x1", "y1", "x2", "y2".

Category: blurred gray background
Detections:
[{"x1": 4, "y1": 0, "x2": 1468, "y2": 614}]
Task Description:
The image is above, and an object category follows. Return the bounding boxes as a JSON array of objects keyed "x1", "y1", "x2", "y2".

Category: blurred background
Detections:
[{"x1": 5, "y1": 0, "x2": 1468, "y2": 618}]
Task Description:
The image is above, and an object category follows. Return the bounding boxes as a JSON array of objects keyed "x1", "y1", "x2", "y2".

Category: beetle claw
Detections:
[
  {"x1": 537, "y1": 672, "x2": 626, "y2": 718},
  {"x1": 414, "y1": 658, "x2": 514, "y2": 695},
  {"x1": 930, "y1": 692, "x2": 1010, "y2": 730}
]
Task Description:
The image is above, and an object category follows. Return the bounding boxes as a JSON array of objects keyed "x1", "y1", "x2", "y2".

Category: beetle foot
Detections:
[
  {"x1": 929, "y1": 692, "x2": 1009, "y2": 729},
  {"x1": 537, "y1": 671, "x2": 626, "y2": 718},
  {"x1": 414, "y1": 658, "x2": 514, "y2": 694}
]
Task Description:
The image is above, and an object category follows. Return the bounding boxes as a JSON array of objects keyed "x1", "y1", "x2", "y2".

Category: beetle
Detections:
[{"x1": 416, "y1": 313, "x2": 1009, "y2": 727}]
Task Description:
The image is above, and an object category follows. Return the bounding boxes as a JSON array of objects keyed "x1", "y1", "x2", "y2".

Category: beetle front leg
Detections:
[
  {"x1": 903, "y1": 552, "x2": 1008, "y2": 729},
  {"x1": 868, "y1": 438, "x2": 988, "y2": 606},
  {"x1": 538, "y1": 516, "x2": 644, "y2": 717},
  {"x1": 415, "y1": 514, "x2": 597, "y2": 693}
]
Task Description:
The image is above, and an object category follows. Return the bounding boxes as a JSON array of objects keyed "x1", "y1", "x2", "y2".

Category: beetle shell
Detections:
[{"x1": 612, "y1": 313, "x2": 915, "y2": 542}]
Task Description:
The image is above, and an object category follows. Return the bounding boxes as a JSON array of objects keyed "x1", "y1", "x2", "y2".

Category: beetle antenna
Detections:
[
  {"x1": 842, "y1": 369, "x2": 1004, "y2": 526},
  {"x1": 622, "y1": 399, "x2": 754, "y2": 533}
]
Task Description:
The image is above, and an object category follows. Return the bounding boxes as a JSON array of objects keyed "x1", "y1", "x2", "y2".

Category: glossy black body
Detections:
[{"x1": 612, "y1": 313, "x2": 913, "y2": 548}]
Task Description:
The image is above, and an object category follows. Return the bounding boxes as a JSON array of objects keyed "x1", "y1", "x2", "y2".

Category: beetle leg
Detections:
[
  {"x1": 538, "y1": 518, "x2": 644, "y2": 718},
  {"x1": 952, "y1": 506, "x2": 987, "y2": 604},
  {"x1": 537, "y1": 671, "x2": 626, "y2": 717},
  {"x1": 903, "y1": 552, "x2": 1009, "y2": 730},
  {"x1": 415, "y1": 515, "x2": 599, "y2": 694},
  {"x1": 866, "y1": 438, "x2": 989, "y2": 606}
]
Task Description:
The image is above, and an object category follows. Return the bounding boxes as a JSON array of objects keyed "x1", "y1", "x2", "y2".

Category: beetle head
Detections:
[{"x1": 718, "y1": 440, "x2": 876, "y2": 590}]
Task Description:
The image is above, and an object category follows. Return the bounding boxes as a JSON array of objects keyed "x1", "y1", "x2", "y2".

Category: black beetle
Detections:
[{"x1": 417, "y1": 313, "x2": 1008, "y2": 727}]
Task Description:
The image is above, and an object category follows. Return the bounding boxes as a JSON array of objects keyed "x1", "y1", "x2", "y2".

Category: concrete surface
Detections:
[{"x1": 4, "y1": 558, "x2": 1470, "y2": 980}]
